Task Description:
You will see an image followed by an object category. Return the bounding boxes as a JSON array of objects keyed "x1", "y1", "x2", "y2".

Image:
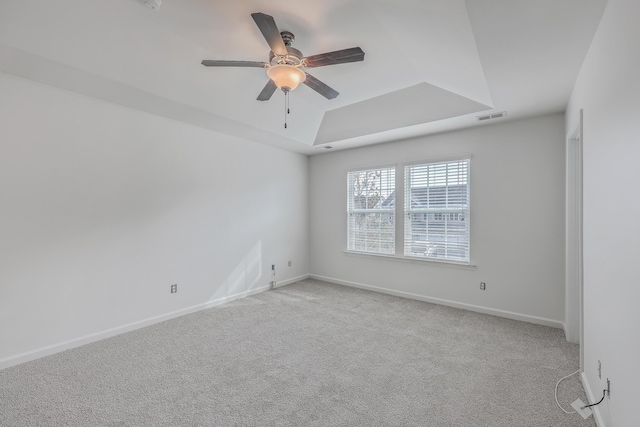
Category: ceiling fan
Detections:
[{"x1": 201, "y1": 12, "x2": 365, "y2": 101}]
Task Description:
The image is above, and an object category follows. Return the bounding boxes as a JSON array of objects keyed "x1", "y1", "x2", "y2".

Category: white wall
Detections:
[
  {"x1": 309, "y1": 114, "x2": 566, "y2": 325},
  {"x1": 566, "y1": 0, "x2": 640, "y2": 425},
  {"x1": 0, "y1": 74, "x2": 309, "y2": 368}
]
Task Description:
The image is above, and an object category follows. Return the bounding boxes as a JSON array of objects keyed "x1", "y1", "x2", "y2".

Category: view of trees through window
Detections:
[{"x1": 347, "y1": 168, "x2": 395, "y2": 254}]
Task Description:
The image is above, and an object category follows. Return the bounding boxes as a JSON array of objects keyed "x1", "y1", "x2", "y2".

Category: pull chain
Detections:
[
  {"x1": 284, "y1": 90, "x2": 291, "y2": 129},
  {"x1": 284, "y1": 91, "x2": 287, "y2": 129}
]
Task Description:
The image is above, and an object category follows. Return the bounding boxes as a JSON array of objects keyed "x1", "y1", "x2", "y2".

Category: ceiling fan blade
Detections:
[
  {"x1": 303, "y1": 47, "x2": 365, "y2": 68},
  {"x1": 303, "y1": 73, "x2": 339, "y2": 100},
  {"x1": 257, "y1": 79, "x2": 278, "y2": 101},
  {"x1": 251, "y1": 12, "x2": 287, "y2": 56},
  {"x1": 201, "y1": 60, "x2": 268, "y2": 68}
]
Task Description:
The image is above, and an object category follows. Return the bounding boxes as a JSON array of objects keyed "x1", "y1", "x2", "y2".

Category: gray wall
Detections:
[
  {"x1": 310, "y1": 114, "x2": 566, "y2": 325},
  {"x1": 0, "y1": 74, "x2": 309, "y2": 368},
  {"x1": 566, "y1": 0, "x2": 640, "y2": 425}
]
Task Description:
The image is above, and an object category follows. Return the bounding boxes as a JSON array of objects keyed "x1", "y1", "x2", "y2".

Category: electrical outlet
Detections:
[
  {"x1": 598, "y1": 360, "x2": 601, "y2": 379},
  {"x1": 607, "y1": 378, "x2": 610, "y2": 397},
  {"x1": 571, "y1": 399, "x2": 593, "y2": 419},
  {"x1": 288, "y1": 261, "x2": 292, "y2": 267},
  {"x1": 271, "y1": 264, "x2": 275, "y2": 271},
  {"x1": 171, "y1": 284, "x2": 177, "y2": 293},
  {"x1": 480, "y1": 282, "x2": 486, "y2": 290}
]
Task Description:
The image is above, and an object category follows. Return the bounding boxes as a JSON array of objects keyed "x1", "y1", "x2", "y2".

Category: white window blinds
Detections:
[
  {"x1": 347, "y1": 167, "x2": 395, "y2": 254},
  {"x1": 404, "y1": 159, "x2": 470, "y2": 263}
]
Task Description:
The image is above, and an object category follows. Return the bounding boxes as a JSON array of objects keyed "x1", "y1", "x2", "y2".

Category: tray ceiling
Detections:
[{"x1": 0, "y1": 0, "x2": 608, "y2": 154}]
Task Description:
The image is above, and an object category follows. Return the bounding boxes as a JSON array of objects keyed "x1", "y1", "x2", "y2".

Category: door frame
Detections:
[{"x1": 565, "y1": 109, "x2": 584, "y2": 368}]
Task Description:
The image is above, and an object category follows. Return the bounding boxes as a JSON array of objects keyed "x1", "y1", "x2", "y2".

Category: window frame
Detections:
[
  {"x1": 403, "y1": 157, "x2": 471, "y2": 264},
  {"x1": 345, "y1": 164, "x2": 397, "y2": 256},
  {"x1": 344, "y1": 156, "x2": 473, "y2": 268}
]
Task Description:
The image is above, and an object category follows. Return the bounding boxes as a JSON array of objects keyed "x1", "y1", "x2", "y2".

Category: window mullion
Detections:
[{"x1": 395, "y1": 163, "x2": 404, "y2": 257}]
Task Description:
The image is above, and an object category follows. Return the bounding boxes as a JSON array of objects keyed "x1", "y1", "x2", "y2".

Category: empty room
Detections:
[{"x1": 1, "y1": 0, "x2": 638, "y2": 426}]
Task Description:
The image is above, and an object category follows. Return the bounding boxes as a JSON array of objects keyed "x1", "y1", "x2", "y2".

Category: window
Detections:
[
  {"x1": 346, "y1": 158, "x2": 471, "y2": 265},
  {"x1": 404, "y1": 159, "x2": 470, "y2": 263},
  {"x1": 347, "y1": 167, "x2": 395, "y2": 254}
]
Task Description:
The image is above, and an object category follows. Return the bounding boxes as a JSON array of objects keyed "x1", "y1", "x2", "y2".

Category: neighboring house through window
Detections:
[
  {"x1": 404, "y1": 159, "x2": 470, "y2": 263},
  {"x1": 346, "y1": 158, "x2": 470, "y2": 264}
]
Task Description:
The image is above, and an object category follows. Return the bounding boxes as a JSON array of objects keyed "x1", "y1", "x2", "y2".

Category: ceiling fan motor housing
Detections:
[
  {"x1": 269, "y1": 46, "x2": 304, "y2": 66},
  {"x1": 280, "y1": 31, "x2": 295, "y2": 46}
]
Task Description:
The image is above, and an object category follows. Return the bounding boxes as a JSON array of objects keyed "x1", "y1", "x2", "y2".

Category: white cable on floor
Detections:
[{"x1": 555, "y1": 368, "x2": 580, "y2": 414}]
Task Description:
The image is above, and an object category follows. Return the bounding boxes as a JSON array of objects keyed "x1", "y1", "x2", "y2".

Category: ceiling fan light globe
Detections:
[{"x1": 267, "y1": 65, "x2": 306, "y2": 91}]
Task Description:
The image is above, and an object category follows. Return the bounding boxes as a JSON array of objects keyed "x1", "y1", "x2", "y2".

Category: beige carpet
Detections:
[{"x1": 0, "y1": 279, "x2": 595, "y2": 426}]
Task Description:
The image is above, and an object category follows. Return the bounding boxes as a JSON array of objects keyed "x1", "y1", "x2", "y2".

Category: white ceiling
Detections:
[{"x1": 0, "y1": 0, "x2": 607, "y2": 154}]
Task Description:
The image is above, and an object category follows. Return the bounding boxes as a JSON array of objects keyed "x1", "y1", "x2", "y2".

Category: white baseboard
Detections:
[
  {"x1": 310, "y1": 274, "x2": 565, "y2": 329},
  {"x1": 563, "y1": 323, "x2": 577, "y2": 343},
  {"x1": 0, "y1": 278, "x2": 305, "y2": 371},
  {"x1": 581, "y1": 372, "x2": 606, "y2": 427},
  {"x1": 0, "y1": 272, "x2": 562, "y2": 371},
  {"x1": 273, "y1": 274, "x2": 310, "y2": 289}
]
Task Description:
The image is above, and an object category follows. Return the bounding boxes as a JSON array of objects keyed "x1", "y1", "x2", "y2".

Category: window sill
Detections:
[{"x1": 343, "y1": 250, "x2": 477, "y2": 271}]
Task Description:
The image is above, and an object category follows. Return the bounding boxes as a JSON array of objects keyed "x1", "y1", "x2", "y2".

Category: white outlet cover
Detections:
[{"x1": 570, "y1": 399, "x2": 593, "y2": 419}]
